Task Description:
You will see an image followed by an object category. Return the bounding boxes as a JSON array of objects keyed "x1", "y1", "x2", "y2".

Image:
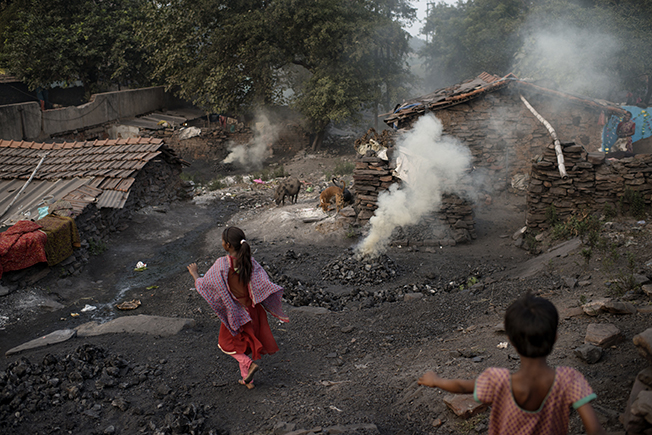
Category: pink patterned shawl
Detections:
[{"x1": 195, "y1": 256, "x2": 288, "y2": 336}]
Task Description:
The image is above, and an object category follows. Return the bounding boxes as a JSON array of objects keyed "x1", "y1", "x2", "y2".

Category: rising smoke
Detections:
[
  {"x1": 356, "y1": 114, "x2": 473, "y2": 258},
  {"x1": 514, "y1": 21, "x2": 620, "y2": 99},
  {"x1": 223, "y1": 113, "x2": 280, "y2": 168}
]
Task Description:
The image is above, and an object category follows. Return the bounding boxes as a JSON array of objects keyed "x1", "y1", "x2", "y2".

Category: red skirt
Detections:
[{"x1": 218, "y1": 304, "x2": 279, "y2": 360}]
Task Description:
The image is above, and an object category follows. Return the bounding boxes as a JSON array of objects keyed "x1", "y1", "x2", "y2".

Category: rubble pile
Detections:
[
  {"x1": 527, "y1": 144, "x2": 652, "y2": 230},
  {"x1": 0, "y1": 344, "x2": 208, "y2": 434},
  {"x1": 321, "y1": 251, "x2": 399, "y2": 286}
]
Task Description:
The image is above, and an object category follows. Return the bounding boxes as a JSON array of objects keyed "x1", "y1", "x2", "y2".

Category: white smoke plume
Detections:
[
  {"x1": 357, "y1": 114, "x2": 473, "y2": 257},
  {"x1": 514, "y1": 23, "x2": 620, "y2": 99},
  {"x1": 223, "y1": 113, "x2": 280, "y2": 168}
]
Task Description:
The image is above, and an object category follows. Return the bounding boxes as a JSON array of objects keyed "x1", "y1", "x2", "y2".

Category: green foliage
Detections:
[
  {"x1": 333, "y1": 160, "x2": 355, "y2": 176},
  {"x1": 579, "y1": 294, "x2": 587, "y2": 305},
  {"x1": 142, "y1": 0, "x2": 413, "y2": 146},
  {"x1": 606, "y1": 251, "x2": 640, "y2": 296},
  {"x1": 207, "y1": 178, "x2": 226, "y2": 191},
  {"x1": 88, "y1": 238, "x2": 107, "y2": 256},
  {"x1": 603, "y1": 203, "x2": 617, "y2": 220},
  {"x1": 421, "y1": 0, "x2": 527, "y2": 88},
  {"x1": 580, "y1": 247, "x2": 592, "y2": 264},
  {"x1": 0, "y1": 0, "x2": 151, "y2": 93},
  {"x1": 620, "y1": 187, "x2": 647, "y2": 220},
  {"x1": 545, "y1": 205, "x2": 559, "y2": 226},
  {"x1": 550, "y1": 212, "x2": 600, "y2": 241},
  {"x1": 272, "y1": 166, "x2": 289, "y2": 178}
]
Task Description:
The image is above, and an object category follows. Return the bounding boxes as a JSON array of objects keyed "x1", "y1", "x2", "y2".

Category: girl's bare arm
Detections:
[
  {"x1": 577, "y1": 403, "x2": 606, "y2": 435},
  {"x1": 418, "y1": 371, "x2": 475, "y2": 394}
]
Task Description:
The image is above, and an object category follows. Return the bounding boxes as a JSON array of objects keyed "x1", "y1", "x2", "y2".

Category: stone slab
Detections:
[
  {"x1": 75, "y1": 315, "x2": 195, "y2": 337},
  {"x1": 6, "y1": 329, "x2": 77, "y2": 356},
  {"x1": 288, "y1": 306, "x2": 330, "y2": 315},
  {"x1": 443, "y1": 393, "x2": 488, "y2": 419}
]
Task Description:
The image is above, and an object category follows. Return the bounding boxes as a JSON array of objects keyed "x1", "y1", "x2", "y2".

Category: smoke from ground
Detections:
[
  {"x1": 223, "y1": 113, "x2": 280, "y2": 168},
  {"x1": 357, "y1": 114, "x2": 472, "y2": 257}
]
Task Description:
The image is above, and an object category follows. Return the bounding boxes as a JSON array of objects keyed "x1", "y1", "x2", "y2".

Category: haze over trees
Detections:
[{"x1": 421, "y1": 0, "x2": 652, "y2": 103}]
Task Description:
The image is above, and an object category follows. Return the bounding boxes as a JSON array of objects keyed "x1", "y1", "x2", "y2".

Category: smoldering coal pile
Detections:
[
  {"x1": 0, "y1": 345, "x2": 208, "y2": 434},
  {"x1": 266, "y1": 250, "x2": 404, "y2": 312},
  {"x1": 320, "y1": 250, "x2": 399, "y2": 286}
]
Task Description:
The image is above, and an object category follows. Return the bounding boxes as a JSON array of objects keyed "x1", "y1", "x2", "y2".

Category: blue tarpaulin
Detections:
[{"x1": 602, "y1": 105, "x2": 652, "y2": 152}]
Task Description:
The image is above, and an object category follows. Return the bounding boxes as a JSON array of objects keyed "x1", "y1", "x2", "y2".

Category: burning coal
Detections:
[
  {"x1": 357, "y1": 114, "x2": 472, "y2": 257},
  {"x1": 222, "y1": 113, "x2": 279, "y2": 168}
]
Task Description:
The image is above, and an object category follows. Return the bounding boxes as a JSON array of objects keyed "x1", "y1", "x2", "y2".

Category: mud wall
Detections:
[
  {"x1": 402, "y1": 88, "x2": 606, "y2": 189},
  {"x1": 526, "y1": 146, "x2": 652, "y2": 230}
]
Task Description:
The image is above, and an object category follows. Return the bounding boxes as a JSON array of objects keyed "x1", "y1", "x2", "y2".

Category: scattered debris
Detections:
[{"x1": 116, "y1": 300, "x2": 141, "y2": 310}]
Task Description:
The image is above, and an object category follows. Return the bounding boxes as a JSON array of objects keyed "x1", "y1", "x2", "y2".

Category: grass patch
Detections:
[
  {"x1": 621, "y1": 187, "x2": 647, "y2": 219},
  {"x1": 207, "y1": 178, "x2": 226, "y2": 191},
  {"x1": 88, "y1": 238, "x2": 107, "y2": 256}
]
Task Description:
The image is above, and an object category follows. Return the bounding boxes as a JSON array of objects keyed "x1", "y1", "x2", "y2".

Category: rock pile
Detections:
[
  {"x1": 527, "y1": 144, "x2": 652, "y2": 230},
  {"x1": 0, "y1": 344, "x2": 207, "y2": 434},
  {"x1": 321, "y1": 250, "x2": 399, "y2": 286}
]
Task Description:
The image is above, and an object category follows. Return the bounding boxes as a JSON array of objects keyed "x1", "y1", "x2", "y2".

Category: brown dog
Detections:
[{"x1": 319, "y1": 179, "x2": 345, "y2": 213}]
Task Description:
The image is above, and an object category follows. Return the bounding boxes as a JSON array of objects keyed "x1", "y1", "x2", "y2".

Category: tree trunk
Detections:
[{"x1": 311, "y1": 129, "x2": 326, "y2": 151}]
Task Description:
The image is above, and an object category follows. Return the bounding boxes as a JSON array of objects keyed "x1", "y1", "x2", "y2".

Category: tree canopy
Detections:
[
  {"x1": 142, "y1": 0, "x2": 414, "y2": 147},
  {"x1": 0, "y1": 0, "x2": 151, "y2": 94}
]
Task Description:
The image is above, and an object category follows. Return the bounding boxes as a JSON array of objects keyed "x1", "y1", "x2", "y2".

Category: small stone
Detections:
[
  {"x1": 403, "y1": 292, "x2": 423, "y2": 301},
  {"x1": 564, "y1": 277, "x2": 578, "y2": 289},
  {"x1": 585, "y1": 323, "x2": 622, "y2": 348},
  {"x1": 582, "y1": 299, "x2": 611, "y2": 317},
  {"x1": 431, "y1": 418, "x2": 443, "y2": 427},
  {"x1": 603, "y1": 300, "x2": 637, "y2": 315},
  {"x1": 574, "y1": 344, "x2": 603, "y2": 364},
  {"x1": 633, "y1": 328, "x2": 652, "y2": 364},
  {"x1": 443, "y1": 394, "x2": 488, "y2": 418},
  {"x1": 104, "y1": 425, "x2": 116, "y2": 434},
  {"x1": 340, "y1": 326, "x2": 354, "y2": 333}
]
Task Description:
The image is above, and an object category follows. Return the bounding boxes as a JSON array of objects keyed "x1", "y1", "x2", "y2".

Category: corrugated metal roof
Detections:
[
  {"x1": 0, "y1": 178, "x2": 92, "y2": 227},
  {"x1": 0, "y1": 138, "x2": 187, "y2": 228},
  {"x1": 96, "y1": 189, "x2": 129, "y2": 209},
  {"x1": 384, "y1": 73, "x2": 626, "y2": 125}
]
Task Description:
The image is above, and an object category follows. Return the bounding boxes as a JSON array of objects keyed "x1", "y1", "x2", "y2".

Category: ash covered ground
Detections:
[{"x1": 0, "y1": 134, "x2": 651, "y2": 435}]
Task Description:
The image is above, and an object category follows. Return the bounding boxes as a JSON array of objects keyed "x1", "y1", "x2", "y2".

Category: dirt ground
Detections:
[{"x1": 1, "y1": 129, "x2": 652, "y2": 435}]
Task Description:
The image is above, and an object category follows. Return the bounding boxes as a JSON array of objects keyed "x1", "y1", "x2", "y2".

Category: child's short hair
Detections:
[{"x1": 504, "y1": 292, "x2": 558, "y2": 358}]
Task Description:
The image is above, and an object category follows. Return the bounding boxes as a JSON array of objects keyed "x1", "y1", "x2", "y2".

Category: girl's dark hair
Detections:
[
  {"x1": 222, "y1": 226, "x2": 252, "y2": 284},
  {"x1": 504, "y1": 292, "x2": 558, "y2": 358}
]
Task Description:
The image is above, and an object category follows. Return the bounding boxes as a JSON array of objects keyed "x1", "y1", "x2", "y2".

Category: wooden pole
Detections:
[
  {"x1": 519, "y1": 95, "x2": 567, "y2": 179},
  {"x1": 0, "y1": 152, "x2": 50, "y2": 220}
]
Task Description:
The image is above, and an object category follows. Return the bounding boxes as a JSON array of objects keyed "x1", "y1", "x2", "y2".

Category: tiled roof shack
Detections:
[{"x1": 0, "y1": 138, "x2": 188, "y2": 227}]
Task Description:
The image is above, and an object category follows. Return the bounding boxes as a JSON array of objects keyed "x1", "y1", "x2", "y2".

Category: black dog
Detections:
[{"x1": 332, "y1": 178, "x2": 353, "y2": 204}]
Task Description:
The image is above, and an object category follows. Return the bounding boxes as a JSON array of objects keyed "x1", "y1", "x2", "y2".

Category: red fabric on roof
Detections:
[{"x1": 0, "y1": 220, "x2": 48, "y2": 278}]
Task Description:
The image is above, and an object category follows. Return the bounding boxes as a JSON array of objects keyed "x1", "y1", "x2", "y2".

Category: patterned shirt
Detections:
[{"x1": 474, "y1": 367, "x2": 596, "y2": 435}]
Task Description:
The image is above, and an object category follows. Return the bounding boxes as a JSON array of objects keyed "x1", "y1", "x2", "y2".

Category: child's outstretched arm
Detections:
[
  {"x1": 576, "y1": 403, "x2": 606, "y2": 435},
  {"x1": 418, "y1": 371, "x2": 475, "y2": 394}
]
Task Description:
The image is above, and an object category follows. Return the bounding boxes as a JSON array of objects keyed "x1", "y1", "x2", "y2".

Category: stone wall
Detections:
[
  {"x1": 526, "y1": 145, "x2": 652, "y2": 230},
  {"x1": 353, "y1": 130, "x2": 476, "y2": 244},
  {"x1": 402, "y1": 87, "x2": 607, "y2": 189}
]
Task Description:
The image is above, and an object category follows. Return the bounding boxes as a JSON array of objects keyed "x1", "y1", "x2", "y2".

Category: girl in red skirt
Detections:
[{"x1": 188, "y1": 226, "x2": 288, "y2": 389}]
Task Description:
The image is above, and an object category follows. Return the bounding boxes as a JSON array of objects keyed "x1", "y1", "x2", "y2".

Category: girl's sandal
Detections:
[{"x1": 238, "y1": 379, "x2": 255, "y2": 389}]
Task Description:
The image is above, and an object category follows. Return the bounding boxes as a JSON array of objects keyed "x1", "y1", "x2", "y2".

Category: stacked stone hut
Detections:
[
  {"x1": 527, "y1": 144, "x2": 652, "y2": 230},
  {"x1": 351, "y1": 73, "x2": 627, "y2": 240}
]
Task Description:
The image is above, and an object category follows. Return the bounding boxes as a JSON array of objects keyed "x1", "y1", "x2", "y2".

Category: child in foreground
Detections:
[
  {"x1": 188, "y1": 226, "x2": 288, "y2": 389},
  {"x1": 418, "y1": 293, "x2": 606, "y2": 435}
]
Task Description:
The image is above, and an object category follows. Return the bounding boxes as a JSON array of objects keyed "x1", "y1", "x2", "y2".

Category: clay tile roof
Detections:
[
  {"x1": 385, "y1": 72, "x2": 625, "y2": 125},
  {"x1": 0, "y1": 137, "x2": 184, "y2": 222}
]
